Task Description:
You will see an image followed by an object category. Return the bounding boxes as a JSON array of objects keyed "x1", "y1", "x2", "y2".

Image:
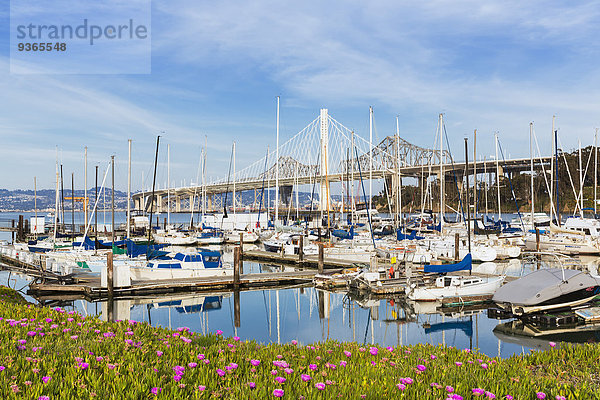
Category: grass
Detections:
[{"x1": 0, "y1": 285, "x2": 593, "y2": 399}]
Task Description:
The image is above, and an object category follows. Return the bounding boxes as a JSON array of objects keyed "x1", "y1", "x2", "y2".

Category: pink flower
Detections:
[
  {"x1": 506, "y1": 396, "x2": 514, "y2": 400},
  {"x1": 284, "y1": 368, "x2": 293, "y2": 374},
  {"x1": 216, "y1": 330, "x2": 223, "y2": 335},
  {"x1": 38, "y1": 397, "x2": 50, "y2": 400},
  {"x1": 188, "y1": 362, "x2": 197, "y2": 368},
  {"x1": 309, "y1": 364, "x2": 317, "y2": 371},
  {"x1": 472, "y1": 388, "x2": 485, "y2": 396},
  {"x1": 481, "y1": 363, "x2": 488, "y2": 369},
  {"x1": 197, "y1": 354, "x2": 205, "y2": 360},
  {"x1": 536, "y1": 393, "x2": 546, "y2": 399},
  {"x1": 455, "y1": 362, "x2": 463, "y2": 367},
  {"x1": 446, "y1": 386, "x2": 454, "y2": 393},
  {"x1": 387, "y1": 346, "x2": 394, "y2": 352},
  {"x1": 42, "y1": 376, "x2": 51, "y2": 383},
  {"x1": 301, "y1": 374, "x2": 311, "y2": 382},
  {"x1": 486, "y1": 392, "x2": 496, "y2": 399},
  {"x1": 396, "y1": 383, "x2": 406, "y2": 391},
  {"x1": 248, "y1": 382, "x2": 256, "y2": 389},
  {"x1": 555, "y1": 396, "x2": 566, "y2": 400},
  {"x1": 369, "y1": 347, "x2": 378, "y2": 355},
  {"x1": 430, "y1": 355, "x2": 437, "y2": 360},
  {"x1": 315, "y1": 382, "x2": 326, "y2": 390},
  {"x1": 250, "y1": 359, "x2": 260, "y2": 366},
  {"x1": 549, "y1": 342, "x2": 556, "y2": 348},
  {"x1": 173, "y1": 375, "x2": 182, "y2": 382},
  {"x1": 233, "y1": 336, "x2": 240, "y2": 341},
  {"x1": 198, "y1": 385, "x2": 206, "y2": 391},
  {"x1": 417, "y1": 364, "x2": 426, "y2": 372},
  {"x1": 291, "y1": 340, "x2": 298, "y2": 345},
  {"x1": 275, "y1": 376, "x2": 286, "y2": 384},
  {"x1": 339, "y1": 361, "x2": 347, "y2": 367},
  {"x1": 156, "y1": 351, "x2": 163, "y2": 357},
  {"x1": 151, "y1": 387, "x2": 161, "y2": 394},
  {"x1": 273, "y1": 389, "x2": 284, "y2": 397},
  {"x1": 344, "y1": 350, "x2": 351, "y2": 357},
  {"x1": 216, "y1": 369, "x2": 225, "y2": 377}
]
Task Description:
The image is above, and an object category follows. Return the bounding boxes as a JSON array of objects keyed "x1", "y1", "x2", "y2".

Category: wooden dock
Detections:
[
  {"x1": 28, "y1": 270, "x2": 318, "y2": 299},
  {"x1": 243, "y1": 249, "x2": 364, "y2": 268}
]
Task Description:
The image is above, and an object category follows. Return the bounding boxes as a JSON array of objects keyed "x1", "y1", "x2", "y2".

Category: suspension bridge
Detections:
[{"x1": 131, "y1": 109, "x2": 549, "y2": 214}]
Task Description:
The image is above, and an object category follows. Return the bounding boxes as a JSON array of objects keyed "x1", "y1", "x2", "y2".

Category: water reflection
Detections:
[{"x1": 4, "y1": 254, "x2": 600, "y2": 358}]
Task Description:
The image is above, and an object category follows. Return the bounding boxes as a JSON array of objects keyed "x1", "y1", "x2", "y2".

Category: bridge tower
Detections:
[{"x1": 319, "y1": 109, "x2": 330, "y2": 211}]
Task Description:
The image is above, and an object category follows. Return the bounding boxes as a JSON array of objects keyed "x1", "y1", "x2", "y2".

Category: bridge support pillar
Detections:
[
  {"x1": 157, "y1": 195, "x2": 163, "y2": 213},
  {"x1": 176, "y1": 196, "x2": 181, "y2": 213},
  {"x1": 189, "y1": 195, "x2": 194, "y2": 212}
]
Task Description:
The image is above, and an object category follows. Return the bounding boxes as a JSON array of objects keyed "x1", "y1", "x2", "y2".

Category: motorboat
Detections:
[
  {"x1": 225, "y1": 230, "x2": 259, "y2": 243},
  {"x1": 492, "y1": 268, "x2": 600, "y2": 315},
  {"x1": 129, "y1": 250, "x2": 232, "y2": 280},
  {"x1": 407, "y1": 274, "x2": 505, "y2": 301},
  {"x1": 153, "y1": 229, "x2": 198, "y2": 246}
]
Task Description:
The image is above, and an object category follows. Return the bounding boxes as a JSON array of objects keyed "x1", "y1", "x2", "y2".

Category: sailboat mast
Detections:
[
  {"x1": 275, "y1": 96, "x2": 280, "y2": 224},
  {"x1": 84, "y1": 146, "x2": 88, "y2": 229},
  {"x1": 233, "y1": 141, "x2": 236, "y2": 224},
  {"x1": 595, "y1": 128, "x2": 598, "y2": 215},
  {"x1": 34, "y1": 177, "x2": 37, "y2": 237},
  {"x1": 473, "y1": 129, "x2": 477, "y2": 217},
  {"x1": 53, "y1": 148, "x2": 59, "y2": 245},
  {"x1": 550, "y1": 116, "x2": 555, "y2": 223},
  {"x1": 396, "y1": 116, "x2": 401, "y2": 228},
  {"x1": 579, "y1": 139, "x2": 583, "y2": 216},
  {"x1": 555, "y1": 129, "x2": 560, "y2": 226},
  {"x1": 369, "y1": 106, "x2": 373, "y2": 211},
  {"x1": 495, "y1": 133, "x2": 501, "y2": 221},
  {"x1": 439, "y1": 113, "x2": 444, "y2": 232},
  {"x1": 484, "y1": 156, "x2": 488, "y2": 216},
  {"x1": 530, "y1": 122, "x2": 534, "y2": 228},
  {"x1": 127, "y1": 139, "x2": 132, "y2": 239},
  {"x1": 167, "y1": 143, "x2": 170, "y2": 226}
]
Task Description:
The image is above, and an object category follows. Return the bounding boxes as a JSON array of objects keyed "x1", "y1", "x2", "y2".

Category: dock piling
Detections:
[
  {"x1": 234, "y1": 290, "x2": 241, "y2": 328},
  {"x1": 234, "y1": 246, "x2": 241, "y2": 287},
  {"x1": 454, "y1": 233, "x2": 459, "y2": 261},
  {"x1": 318, "y1": 243, "x2": 324, "y2": 274},
  {"x1": 298, "y1": 235, "x2": 304, "y2": 263},
  {"x1": 107, "y1": 252, "x2": 114, "y2": 297},
  {"x1": 535, "y1": 228, "x2": 540, "y2": 252}
]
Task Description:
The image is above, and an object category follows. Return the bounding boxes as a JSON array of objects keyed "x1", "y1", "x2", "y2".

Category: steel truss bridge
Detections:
[{"x1": 132, "y1": 109, "x2": 550, "y2": 214}]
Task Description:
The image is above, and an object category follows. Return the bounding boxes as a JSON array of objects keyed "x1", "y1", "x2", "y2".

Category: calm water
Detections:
[{"x1": 1, "y1": 212, "x2": 599, "y2": 358}]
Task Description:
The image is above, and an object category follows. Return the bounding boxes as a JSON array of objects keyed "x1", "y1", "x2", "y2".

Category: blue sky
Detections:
[{"x1": 1, "y1": 1, "x2": 600, "y2": 191}]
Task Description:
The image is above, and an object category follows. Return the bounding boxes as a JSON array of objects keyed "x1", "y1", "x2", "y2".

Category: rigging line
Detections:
[
  {"x1": 256, "y1": 147, "x2": 270, "y2": 228},
  {"x1": 497, "y1": 138, "x2": 525, "y2": 232},
  {"x1": 557, "y1": 137, "x2": 582, "y2": 216},
  {"x1": 443, "y1": 125, "x2": 467, "y2": 227},
  {"x1": 220, "y1": 143, "x2": 234, "y2": 229},
  {"x1": 355, "y1": 147, "x2": 376, "y2": 248},
  {"x1": 363, "y1": 308, "x2": 372, "y2": 345},
  {"x1": 532, "y1": 128, "x2": 556, "y2": 218}
]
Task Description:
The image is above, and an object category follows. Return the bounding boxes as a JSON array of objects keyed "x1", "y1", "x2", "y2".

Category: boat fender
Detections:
[{"x1": 389, "y1": 266, "x2": 394, "y2": 278}]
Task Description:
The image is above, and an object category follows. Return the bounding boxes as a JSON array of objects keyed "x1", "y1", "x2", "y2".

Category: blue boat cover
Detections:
[
  {"x1": 396, "y1": 230, "x2": 424, "y2": 241},
  {"x1": 332, "y1": 226, "x2": 354, "y2": 240},
  {"x1": 424, "y1": 253, "x2": 472, "y2": 273},
  {"x1": 424, "y1": 320, "x2": 473, "y2": 337}
]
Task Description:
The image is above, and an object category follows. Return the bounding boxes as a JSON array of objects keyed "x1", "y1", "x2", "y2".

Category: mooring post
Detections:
[
  {"x1": 11, "y1": 220, "x2": 14, "y2": 243},
  {"x1": 298, "y1": 235, "x2": 304, "y2": 263},
  {"x1": 454, "y1": 233, "x2": 460, "y2": 261},
  {"x1": 234, "y1": 246, "x2": 241, "y2": 288},
  {"x1": 535, "y1": 228, "x2": 540, "y2": 252},
  {"x1": 163, "y1": 218, "x2": 167, "y2": 230},
  {"x1": 234, "y1": 289, "x2": 241, "y2": 328},
  {"x1": 239, "y1": 232, "x2": 244, "y2": 261},
  {"x1": 107, "y1": 252, "x2": 114, "y2": 322},
  {"x1": 318, "y1": 227, "x2": 322, "y2": 241},
  {"x1": 17, "y1": 215, "x2": 24, "y2": 242},
  {"x1": 280, "y1": 244, "x2": 285, "y2": 258},
  {"x1": 317, "y1": 290, "x2": 325, "y2": 319},
  {"x1": 107, "y1": 252, "x2": 114, "y2": 297},
  {"x1": 318, "y1": 243, "x2": 324, "y2": 274}
]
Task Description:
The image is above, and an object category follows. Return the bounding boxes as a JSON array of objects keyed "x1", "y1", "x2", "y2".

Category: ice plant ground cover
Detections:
[{"x1": 0, "y1": 286, "x2": 595, "y2": 399}]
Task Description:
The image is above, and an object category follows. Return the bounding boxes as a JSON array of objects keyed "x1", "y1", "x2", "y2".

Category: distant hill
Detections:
[{"x1": 0, "y1": 188, "x2": 128, "y2": 211}]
